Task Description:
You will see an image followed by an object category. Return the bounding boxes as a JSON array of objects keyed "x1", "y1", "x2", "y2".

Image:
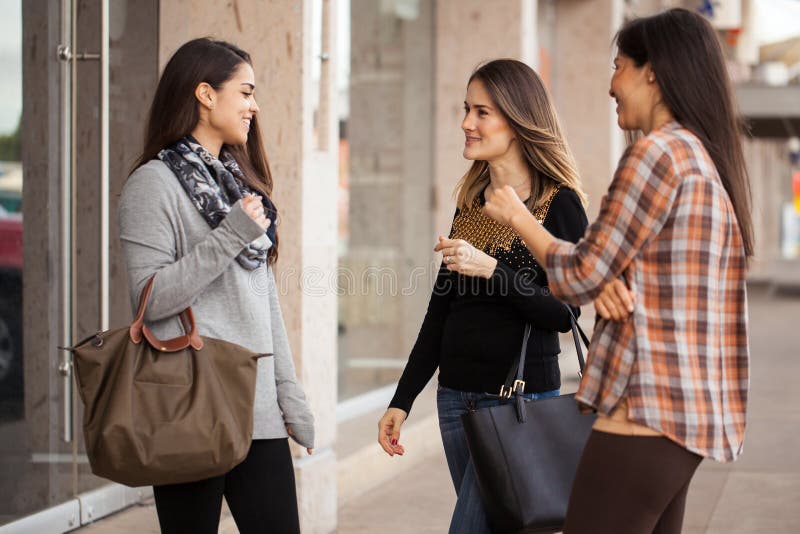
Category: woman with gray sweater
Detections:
[{"x1": 119, "y1": 38, "x2": 313, "y2": 534}]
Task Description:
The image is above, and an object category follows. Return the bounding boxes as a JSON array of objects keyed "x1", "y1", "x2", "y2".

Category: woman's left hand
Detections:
[
  {"x1": 286, "y1": 425, "x2": 313, "y2": 455},
  {"x1": 594, "y1": 278, "x2": 635, "y2": 322},
  {"x1": 483, "y1": 185, "x2": 529, "y2": 228},
  {"x1": 434, "y1": 236, "x2": 497, "y2": 279}
]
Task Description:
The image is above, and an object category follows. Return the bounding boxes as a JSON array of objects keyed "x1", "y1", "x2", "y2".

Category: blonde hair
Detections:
[{"x1": 455, "y1": 59, "x2": 587, "y2": 211}]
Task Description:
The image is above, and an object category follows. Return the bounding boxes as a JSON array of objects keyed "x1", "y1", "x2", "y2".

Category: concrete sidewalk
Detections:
[
  {"x1": 339, "y1": 286, "x2": 800, "y2": 533},
  {"x1": 77, "y1": 286, "x2": 800, "y2": 533}
]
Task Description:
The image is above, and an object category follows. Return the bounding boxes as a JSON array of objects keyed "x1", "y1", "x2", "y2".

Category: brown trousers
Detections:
[{"x1": 563, "y1": 430, "x2": 702, "y2": 534}]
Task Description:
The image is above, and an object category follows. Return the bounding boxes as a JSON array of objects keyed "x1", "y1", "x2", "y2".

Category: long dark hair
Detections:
[
  {"x1": 615, "y1": 8, "x2": 754, "y2": 258},
  {"x1": 456, "y1": 59, "x2": 587, "y2": 211},
  {"x1": 133, "y1": 38, "x2": 279, "y2": 264}
]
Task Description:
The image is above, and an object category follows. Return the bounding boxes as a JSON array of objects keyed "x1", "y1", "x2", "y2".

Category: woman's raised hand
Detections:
[
  {"x1": 377, "y1": 408, "x2": 407, "y2": 457},
  {"x1": 483, "y1": 185, "x2": 529, "y2": 228},
  {"x1": 435, "y1": 236, "x2": 498, "y2": 279},
  {"x1": 593, "y1": 278, "x2": 635, "y2": 322},
  {"x1": 242, "y1": 194, "x2": 271, "y2": 230}
]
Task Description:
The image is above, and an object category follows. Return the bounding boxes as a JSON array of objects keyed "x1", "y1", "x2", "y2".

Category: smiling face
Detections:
[
  {"x1": 609, "y1": 54, "x2": 658, "y2": 131},
  {"x1": 461, "y1": 79, "x2": 517, "y2": 162},
  {"x1": 202, "y1": 62, "x2": 260, "y2": 146}
]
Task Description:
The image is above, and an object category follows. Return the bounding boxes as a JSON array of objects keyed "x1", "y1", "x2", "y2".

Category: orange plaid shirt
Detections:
[{"x1": 545, "y1": 121, "x2": 749, "y2": 462}]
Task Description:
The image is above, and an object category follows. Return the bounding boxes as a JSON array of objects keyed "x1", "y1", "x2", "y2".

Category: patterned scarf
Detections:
[{"x1": 158, "y1": 136, "x2": 276, "y2": 270}]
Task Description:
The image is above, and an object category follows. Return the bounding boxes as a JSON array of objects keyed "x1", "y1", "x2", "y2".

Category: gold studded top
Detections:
[{"x1": 451, "y1": 185, "x2": 562, "y2": 256}]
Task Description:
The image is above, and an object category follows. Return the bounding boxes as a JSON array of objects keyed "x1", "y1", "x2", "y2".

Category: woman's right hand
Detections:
[
  {"x1": 241, "y1": 194, "x2": 271, "y2": 230},
  {"x1": 594, "y1": 278, "x2": 635, "y2": 322},
  {"x1": 377, "y1": 408, "x2": 407, "y2": 457}
]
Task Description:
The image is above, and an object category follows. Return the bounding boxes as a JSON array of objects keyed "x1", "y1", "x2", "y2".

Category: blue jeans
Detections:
[{"x1": 437, "y1": 384, "x2": 560, "y2": 534}]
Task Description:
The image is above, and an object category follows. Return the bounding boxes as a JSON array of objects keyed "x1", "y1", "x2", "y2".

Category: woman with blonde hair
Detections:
[{"x1": 377, "y1": 59, "x2": 589, "y2": 532}]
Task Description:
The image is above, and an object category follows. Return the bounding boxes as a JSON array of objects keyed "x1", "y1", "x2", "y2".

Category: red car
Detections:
[{"x1": 0, "y1": 209, "x2": 22, "y2": 405}]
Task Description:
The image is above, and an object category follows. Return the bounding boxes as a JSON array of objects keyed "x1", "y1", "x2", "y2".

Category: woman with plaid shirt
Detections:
[{"x1": 484, "y1": 9, "x2": 753, "y2": 534}]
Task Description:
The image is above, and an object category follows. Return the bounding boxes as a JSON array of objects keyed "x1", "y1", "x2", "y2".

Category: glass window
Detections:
[
  {"x1": 0, "y1": 0, "x2": 23, "y2": 423},
  {"x1": 337, "y1": 0, "x2": 436, "y2": 401},
  {"x1": 0, "y1": 1, "x2": 158, "y2": 525}
]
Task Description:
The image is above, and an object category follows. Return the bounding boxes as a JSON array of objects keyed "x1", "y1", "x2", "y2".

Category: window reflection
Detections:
[
  {"x1": 0, "y1": 0, "x2": 23, "y2": 424},
  {"x1": 337, "y1": 0, "x2": 436, "y2": 400}
]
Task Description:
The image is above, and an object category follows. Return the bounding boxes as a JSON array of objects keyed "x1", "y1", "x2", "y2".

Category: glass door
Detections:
[
  {"x1": 0, "y1": 1, "x2": 157, "y2": 529},
  {"x1": 0, "y1": 0, "x2": 80, "y2": 528},
  {"x1": 72, "y1": 0, "x2": 159, "y2": 510}
]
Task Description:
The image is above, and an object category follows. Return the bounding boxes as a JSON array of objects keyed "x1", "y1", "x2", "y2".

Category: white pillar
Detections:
[
  {"x1": 552, "y1": 0, "x2": 625, "y2": 219},
  {"x1": 433, "y1": 0, "x2": 538, "y2": 235}
]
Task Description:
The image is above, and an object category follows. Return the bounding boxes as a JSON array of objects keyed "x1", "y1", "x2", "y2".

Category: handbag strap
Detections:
[
  {"x1": 500, "y1": 324, "x2": 532, "y2": 399},
  {"x1": 129, "y1": 275, "x2": 204, "y2": 351},
  {"x1": 500, "y1": 306, "x2": 590, "y2": 400},
  {"x1": 567, "y1": 307, "x2": 590, "y2": 374}
]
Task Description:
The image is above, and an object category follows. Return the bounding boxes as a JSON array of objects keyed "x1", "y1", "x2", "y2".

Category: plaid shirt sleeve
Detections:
[{"x1": 545, "y1": 137, "x2": 681, "y2": 305}]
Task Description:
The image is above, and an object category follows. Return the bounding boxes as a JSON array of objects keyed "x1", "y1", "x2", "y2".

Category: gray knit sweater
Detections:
[{"x1": 118, "y1": 159, "x2": 314, "y2": 449}]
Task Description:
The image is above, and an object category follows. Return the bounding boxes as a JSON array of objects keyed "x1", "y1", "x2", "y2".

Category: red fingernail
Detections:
[{"x1": 391, "y1": 439, "x2": 398, "y2": 446}]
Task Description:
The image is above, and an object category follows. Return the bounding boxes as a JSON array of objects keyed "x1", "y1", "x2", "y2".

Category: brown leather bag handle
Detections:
[{"x1": 129, "y1": 276, "x2": 205, "y2": 351}]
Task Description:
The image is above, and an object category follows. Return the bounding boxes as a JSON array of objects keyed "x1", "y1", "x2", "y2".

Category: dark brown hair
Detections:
[
  {"x1": 456, "y1": 59, "x2": 587, "y2": 211},
  {"x1": 133, "y1": 38, "x2": 279, "y2": 264},
  {"x1": 615, "y1": 8, "x2": 754, "y2": 258}
]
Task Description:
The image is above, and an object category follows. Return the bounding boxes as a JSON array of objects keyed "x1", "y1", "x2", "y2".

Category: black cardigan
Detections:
[{"x1": 389, "y1": 187, "x2": 589, "y2": 414}]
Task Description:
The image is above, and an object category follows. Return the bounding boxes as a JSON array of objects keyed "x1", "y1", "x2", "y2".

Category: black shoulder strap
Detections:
[{"x1": 501, "y1": 306, "x2": 590, "y2": 400}]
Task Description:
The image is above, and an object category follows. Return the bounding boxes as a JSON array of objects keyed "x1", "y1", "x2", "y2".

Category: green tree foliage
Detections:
[{"x1": 0, "y1": 117, "x2": 21, "y2": 162}]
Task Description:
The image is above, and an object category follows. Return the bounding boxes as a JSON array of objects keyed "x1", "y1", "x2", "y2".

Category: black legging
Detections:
[
  {"x1": 153, "y1": 439, "x2": 300, "y2": 534},
  {"x1": 563, "y1": 431, "x2": 702, "y2": 534}
]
